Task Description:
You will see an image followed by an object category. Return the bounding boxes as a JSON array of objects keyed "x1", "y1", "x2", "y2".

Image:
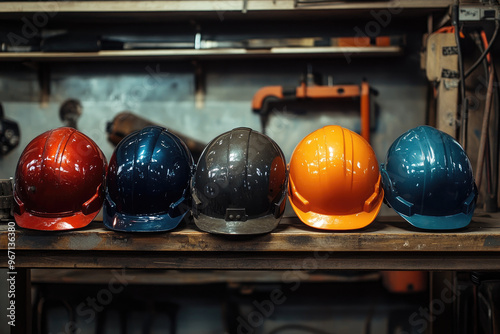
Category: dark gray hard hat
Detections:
[{"x1": 191, "y1": 127, "x2": 287, "y2": 235}]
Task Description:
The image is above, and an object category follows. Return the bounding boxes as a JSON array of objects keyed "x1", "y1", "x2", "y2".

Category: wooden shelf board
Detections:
[
  {"x1": 0, "y1": 46, "x2": 403, "y2": 61},
  {"x1": 30, "y1": 268, "x2": 381, "y2": 284},
  {"x1": 1, "y1": 215, "x2": 499, "y2": 253},
  {"x1": 0, "y1": 1, "x2": 453, "y2": 14},
  {"x1": 2, "y1": 214, "x2": 499, "y2": 270},
  {"x1": 11, "y1": 249, "x2": 500, "y2": 270}
]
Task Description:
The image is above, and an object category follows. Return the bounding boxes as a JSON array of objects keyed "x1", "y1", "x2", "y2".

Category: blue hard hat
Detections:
[
  {"x1": 104, "y1": 126, "x2": 194, "y2": 232},
  {"x1": 380, "y1": 126, "x2": 477, "y2": 230}
]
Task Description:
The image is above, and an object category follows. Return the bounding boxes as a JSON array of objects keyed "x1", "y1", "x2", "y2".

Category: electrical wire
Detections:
[
  {"x1": 493, "y1": 70, "x2": 500, "y2": 203},
  {"x1": 472, "y1": 31, "x2": 494, "y2": 197},
  {"x1": 482, "y1": 31, "x2": 500, "y2": 210},
  {"x1": 453, "y1": 5, "x2": 468, "y2": 148},
  {"x1": 476, "y1": 32, "x2": 496, "y2": 200},
  {"x1": 475, "y1": 59, "x2": 495, "y2": 193},
  {"x1": 465, "y1": 20, "x2": 500, "y2": 79},
  {"x1": 470, "y1": 31, "x2": 490, "y2": 82}
]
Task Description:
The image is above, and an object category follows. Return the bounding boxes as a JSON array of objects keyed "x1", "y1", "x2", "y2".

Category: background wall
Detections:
[{"x1": 0, "y1": 54, "x2": 427, "y2": 169}]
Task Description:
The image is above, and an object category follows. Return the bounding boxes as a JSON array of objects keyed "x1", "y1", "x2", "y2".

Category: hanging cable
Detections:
[
  {"x1": 464, "y1": 20, "x2": 500, "y2": 79},
  {"x1": 470, "y1": 31, "x2": 490, "y2": 80},
  {"x1": 475, "y1": 61, "x2": 495, "y2": 193},
  {"x1": 453, "y1": 5, "x2": 468, "y2": 148},
  {"x1": 478, "y1": 27, "x2": 499, "y2": 211}
]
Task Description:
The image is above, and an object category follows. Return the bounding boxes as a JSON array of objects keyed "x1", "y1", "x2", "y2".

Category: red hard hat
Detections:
[{"x1": 13, "y1": 127, "x2": 107, "y2": 231}]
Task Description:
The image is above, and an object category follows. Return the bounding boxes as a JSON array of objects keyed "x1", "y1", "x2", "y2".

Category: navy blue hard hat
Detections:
[
  {"x1": 380, "y1": 126, "x2": 477, "y2": 230},
  {"x1": 104, "y1": 126, "x2": 194, "y2": 232},
  {"x1": 191, "y1": 127, "x2": 287, "y2": 235}
]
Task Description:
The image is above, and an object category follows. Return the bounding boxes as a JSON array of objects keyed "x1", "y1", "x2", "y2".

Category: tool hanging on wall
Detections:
[
  {"x1": 59, "y1": 99, "x2": 83, "y2": 129},
  {"x1": 106, "y1": 111, "x2": 206, "y2": 162},
  {"x1": 251, "y1": 66, "x2": 375, "y2": 142},
  {"x1": 0, "y1": 103, "x2": 20, "y2": 156}
]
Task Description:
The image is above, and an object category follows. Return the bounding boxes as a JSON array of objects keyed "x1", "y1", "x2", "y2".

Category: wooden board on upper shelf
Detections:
[
  {"x1": 1, "y1": 215, "x2": 500, "y2": 253},
  {"x1": 0, "y1": 47, "x2": 403, "y2": 62},
  {"x1": 0, "y1": 1, "x2": 453, "y2": 13}
]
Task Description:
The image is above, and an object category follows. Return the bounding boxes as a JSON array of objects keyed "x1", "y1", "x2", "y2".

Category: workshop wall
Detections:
[{"x1": 0, "y1": 58, "x2": 426, "y2": 168}]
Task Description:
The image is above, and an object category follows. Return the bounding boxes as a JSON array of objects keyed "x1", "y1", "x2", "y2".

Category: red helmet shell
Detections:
[{"x1": 14, "y1": 127, "x2": 107, "y2": 230}]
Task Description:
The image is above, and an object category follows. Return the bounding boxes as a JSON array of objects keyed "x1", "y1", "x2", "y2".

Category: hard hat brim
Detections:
[
  {"x1": 289, "y1": 195, "x2": 383, "y2": 230},
  {"x1": 14, "y1": 208, "x2": 99, "y2": 231},
  {"x1": 103, "y1": 199, "x2": 187, "y2": 232},
  {"x1": 193, "y1": 213, "x2": 280, "y2": 235},
  {"x1": 398, "y1": 210, "x2": 474, "y2": 230}
]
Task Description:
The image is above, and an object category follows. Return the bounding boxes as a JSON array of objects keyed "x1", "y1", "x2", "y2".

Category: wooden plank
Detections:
[
  {"x1": 1, "y1": 216, "x2": 500, "y2": 253},
  {"x1": 425, "y1": 32, "x2": 460, "y2": 137},
  {"x1": 0, "y1": 1, "x2": 294, "y2": 13},
  {"x1": 30, "y1": 268, "x2": 381, "y2": 284},
  {"x1": 7, "y1": 250, "x2": 500, "y2": 270},
  {"x1": 0, "y1": 1, "x2": 452, "y2": 13},
  {"x1": 0, "y1": 46, "x2": 403, "y2": 62}
]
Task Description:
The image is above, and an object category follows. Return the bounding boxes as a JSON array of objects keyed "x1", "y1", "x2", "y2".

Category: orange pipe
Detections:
[
  {"x1": 251, "y1": 86, "x2": 284, "y2": 111},
  {"x1": 295, "y1": 83, "x2": 360, "y2": 99},
  {"x1": 252, "y1": 82, "x2": 371, "y2": 143},
  {"x1": 480, "y1": 30, "x2": 491, "y2": 64}
]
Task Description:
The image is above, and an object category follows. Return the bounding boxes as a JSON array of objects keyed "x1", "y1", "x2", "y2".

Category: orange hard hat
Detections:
[{"x1": 288, "y1": 125, "x2": 383, "y2": 230}]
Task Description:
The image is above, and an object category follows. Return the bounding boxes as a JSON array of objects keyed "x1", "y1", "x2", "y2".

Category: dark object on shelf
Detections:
[
  {"x1": 106, "y1": 111, "x2": 205, "y2": 162},
  {"x1": 0, "y1": 178, "x2": 13, "y2": 220},
  {"x1": 471, "y1": 271, "x2": 500, "y2": 334},
  {"x1": 471, "y1": 272, "x2": 500, "y2": 285},
  {"x1": 0, "y1": 102, "x2": 20, "y2": 156},
  {"x1": 41, "y1": 33, "x2": 101, "y2": 52},
  {"x1": 59, "y1": 99, "x2": 82, "y2": 129}
]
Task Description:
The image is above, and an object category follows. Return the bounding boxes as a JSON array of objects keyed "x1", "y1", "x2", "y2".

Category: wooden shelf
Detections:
[
  {"x1": 30, "y1": 268, "x2": 381, "y2": 284},
  {"x1": 1, "y1": 215, "x2": 500, "y2": 270},
  {"x1": 0, "y1": 46, "x2": 403, "y2": 62},
  {"x1": 0, "y1": 1, "x2": 453, "y2": 14}
]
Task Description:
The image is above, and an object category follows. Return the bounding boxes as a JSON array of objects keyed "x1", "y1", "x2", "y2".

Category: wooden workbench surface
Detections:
[{"x1": 1, "y1": 214, "x2": 500, "y2": 270}]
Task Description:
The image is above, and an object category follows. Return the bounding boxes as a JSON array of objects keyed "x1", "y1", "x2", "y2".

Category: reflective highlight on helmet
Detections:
[
  {"x1": 103, "y1": 126, "x2": 193, "y2": 232},
  {"x1": 13, "y1": 127, "x2": 107, "y2": 231},
  {"x1": 192, "y1": 127, "x2": 287, "y2": 235},
  {"x1": 288, "y1": 125, "x2": 383, "y2": 230},
  {"x1": 380, "y1": 125, "x2": 477, "y2": 230}
]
